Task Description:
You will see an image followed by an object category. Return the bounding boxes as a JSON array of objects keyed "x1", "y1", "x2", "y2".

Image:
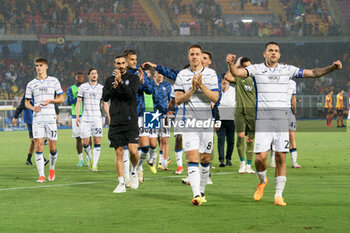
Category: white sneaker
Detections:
[
  {"x1": 292, "y1": 162, "x2": 301, "y2": 168},
  {"x1": 137, "y1": 170, "x2": 144, "y2": 183},
  {"x1": 207, "y1": 177, "x2": 213, "y2": 184},
  {"x1": 113, "y1": 183, "x2": 126, "y2": 193},
  {"x1": 181, "y1": 176, "x2": 190, "y2": 185},
  {"x1": 245, "y1": 165, "x2": 255, "y2": 174},
  {"x1": 269, "y1": 160, "x2": 276, "y2": 168},
  {"x1": 124, "y1": 174, "x2": 131, "y2": 188},
  {"x1": 238, "y1": 161, "x2": 246, "y2": 174},
  {"x1": 130, "y1": 173, "x2": 139, "y2": 189}
]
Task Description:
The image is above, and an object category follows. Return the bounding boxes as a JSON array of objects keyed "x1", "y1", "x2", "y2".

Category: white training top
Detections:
[
  {"x1": 245, "y1": 63, "x2": 303, "y2": 119},
  {"x1": 25, "y1": 76, "x2": 63, "y2": 124},
  {"x1": 218, "y1": 85, "x2": 236, "y2": 120},
  {"x1": 174, "y1": 66, "x2": 219, "y2": 123},
  {"x1": 77, "y1": 82, "x2": 104, "y2": 122},
  {"x1": 287, "y1": 79, "x2": 297, "y2": 108}
]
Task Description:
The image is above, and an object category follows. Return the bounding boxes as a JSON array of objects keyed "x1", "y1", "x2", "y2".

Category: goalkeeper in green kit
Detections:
[{"x1": 224, "y1": 57, "x2": 256, "y2": 174}]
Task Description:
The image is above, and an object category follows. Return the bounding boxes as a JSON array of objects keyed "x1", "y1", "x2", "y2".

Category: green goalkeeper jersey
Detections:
[{"x1": 234, "y1": 76, "x2": 256, "y2": 117}]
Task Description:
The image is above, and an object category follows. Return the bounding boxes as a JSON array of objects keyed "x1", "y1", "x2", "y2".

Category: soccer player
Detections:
[
  {"x1": 225, "y1": 57, "x2": 256, "y2": 174},
  {"x1": 147, "y1": 70, "x2": 172, "y2": 171},
  {"x1": 66, "y1": 72, "x2": 85, "y2": 166},
  {"x1": 174, "y1": 44, "x2": 219, "y2": 206},
  {"x1": 287, "y1": 80, "x2": 301, "y2": 168},
  {"x1": 76, "y1": 68, "x2": 109, "y2": 171},
  {"x1": 12, "y1": 96, "x2": 49, "y2": 166},
  {"x1": 226, "y1": 42, "x2": 342, "y2": 206},
  {"x1": 325, "y1": 90, "x2": 333, "y2": 127},
  {"x1": 25, "y1": 57, "x2": 64, "y2": 183},
  {"x1": 336, "y1": 89, "x2": 345, "y2": 127},
  {"x1": 103, "y1": 55, "x2": 141, "y2": 193},
  {"x1": 124, "y1": 49, "x2": 153, "y2": 183}
]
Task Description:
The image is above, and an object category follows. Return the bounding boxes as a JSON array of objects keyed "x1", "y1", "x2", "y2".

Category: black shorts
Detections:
[
  {"x1": 108, "y1": 126, "x2": 139, "y2": 148},
  {"x1": 337, "y1": 109, "x2": 343, "y2": 115},
  {"x1": 27, "y1": 123, "x2": 33, "y2": 139}
]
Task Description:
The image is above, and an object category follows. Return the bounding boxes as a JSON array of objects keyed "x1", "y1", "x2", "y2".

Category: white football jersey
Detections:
[
  {"x1": 287, "y1": 80, "x2": 297, "y2": 108},
  {"x1": 77, "y1": 82, "x2": 104, "y2": 122},
  {"x1": 25, "y1": 76, "x2": 63, "y2": 124},
  {"x1": 174, "y1": 66, "x2": 219, "y2": 123},
  {"x1": 245, "y1": 63, "x2": 303, "y2": 119}
]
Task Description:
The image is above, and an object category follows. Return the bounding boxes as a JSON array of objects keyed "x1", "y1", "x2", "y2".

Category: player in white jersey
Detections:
[
  {"x1": 174, "y1": 44, "x2": 219, "y2": 206},
  {"x1": 25, "y1": 57, "x2": 64, "y2": 183},
  {"x1": 226, "y1": 42, "x2": 342, "y2": 206},
  {"x1": 76, "y1": 68, "x2": 110, "y2": 171}
]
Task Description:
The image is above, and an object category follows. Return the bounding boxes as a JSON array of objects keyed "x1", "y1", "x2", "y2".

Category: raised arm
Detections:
[
  {"x1": 303, "y1": 60, "x2": 342, "y2": 78},
  {"x1": 226, "y1": 54, "x2": 248, "y2": 78},
  {"x1": 142, "y1": 62, "x2": 179, "y2": 81}
]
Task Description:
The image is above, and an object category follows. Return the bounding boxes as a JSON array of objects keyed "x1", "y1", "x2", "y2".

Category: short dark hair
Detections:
[
  {"x1": 265, "y1": 42, "x2": 280, "y2": 50},
  {"x1": 34, "y1": 57, "x2": 48, "y2": 65},
  {"x1": 203, "y1": 51, "x2": 212, "y2": 61},
  {"x1": 114, "y1": 54, "x2": 125, "y2": 60},
  {"x1": 240, "y1": 57, "x2": 251, "y2": 67},
  {"x1": 188, "y1": 44, "x2": 203, "y2": 52},
  {"x1": 75, "y1": 72, "x2": 84, "y2": 76},
  {"x1": 123, "y1": 49, "x2": 137, "y2": 57},
  {"x1": 88, "y1": 68, "x2": 97, "y2": 75}
]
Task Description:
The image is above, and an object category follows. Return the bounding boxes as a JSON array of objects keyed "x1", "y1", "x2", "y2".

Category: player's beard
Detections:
[{"x1": 119, "y1": 67, "x2": 126, "y2": 75}]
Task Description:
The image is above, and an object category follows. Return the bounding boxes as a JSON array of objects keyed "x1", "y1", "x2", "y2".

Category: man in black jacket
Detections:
[{"x1": 103, "y1": 54, "x2": 141, "y2": 193}]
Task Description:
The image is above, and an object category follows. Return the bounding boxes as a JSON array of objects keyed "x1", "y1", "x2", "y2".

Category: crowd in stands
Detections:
[
  {"x1": 0, "y1": 0, "x2": 344, "y2": 37},
  {"x1": 1, "y1": 41, "x2": 348, "y2": 101},
  {"x1": 0, "y1": 0, "x2": 156, "y2": 37}
]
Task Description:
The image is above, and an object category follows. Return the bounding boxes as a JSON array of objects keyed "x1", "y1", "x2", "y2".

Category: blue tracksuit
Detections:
[{"x1": 151, "y1": 80, "x2": 172, "y2": 115}]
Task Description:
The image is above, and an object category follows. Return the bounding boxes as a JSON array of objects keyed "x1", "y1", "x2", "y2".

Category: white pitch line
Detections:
[{"x1": 0, "y1": 172, "x2": 237, "y2": 191}]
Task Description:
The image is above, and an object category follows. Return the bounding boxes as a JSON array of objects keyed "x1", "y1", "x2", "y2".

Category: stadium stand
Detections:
[{"x1": 337, "y1": 0, "x2": 350, "y2": 32}]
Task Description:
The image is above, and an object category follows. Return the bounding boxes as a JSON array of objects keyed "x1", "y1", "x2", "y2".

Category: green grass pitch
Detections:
[{"x1": 0, "y1": 120, "x2": 349, "y2": 233}]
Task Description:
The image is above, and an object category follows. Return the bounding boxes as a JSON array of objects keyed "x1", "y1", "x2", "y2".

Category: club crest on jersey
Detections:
[{"x1": 268, "y1": 76, "x2": 280, "y2": 82}]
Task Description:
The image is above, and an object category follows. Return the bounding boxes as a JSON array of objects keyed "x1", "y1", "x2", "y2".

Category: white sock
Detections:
[
  {"x1": 199, "y1": 163, "x2": 210, "y2": 194},
  {"x1": 124, "y1": 173, "x2": 130, "y2": 182},
  {"x1": 131, "y1": 166, "x2": 137, "y2": 175},
  {"x1": 148, "y1": 147, "x2": 157, "y2": 164},
  {"x1": 290, "y1": 149, "x2": 297, "y2": 163},
  {"x1": 158, "y1": 151, "x2": 163, "y2": 165},
  {"x1": 84, "y1": 145, "x2": 92, "y2": 160},
  {"x1": 35, "y1": 152, "x2": 45, "y2": 177},
  {"x1": 118, "y1": 176, "x2": 125, "y2": 185},
  {"x1": 162, "y1": 157, "x2": 168, "y2": 169},
  {"x1": 92, "y1": 145, "x2": 101, "y2": 167},
  {"x1": 175, "y1": 150, "x2": 183, "y2": 167},
  {"x1": 137, "y1": 148, "x2": 148, "y2": 170},
  {"x1": 270, "y1": 150, "x2": 275, "y2": 163},
  {"x1": 188, "y1": 164, "x2": 200, "y2": 197},
  {"x1": 78, "y1": 153, "x2": 83, "y2": 161},
  {"x1": 275, "y1": 176, "x2": 287, "y2": 198},
  {"x1": 49, "y1": 151, "x2": 58, "y2": 170},
  {"x1": 256, "y1": 170, "x2": 267, "y2": 184},
  {"x1": 123, "y1": 149, "x2": 130, "y2": 176}
]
